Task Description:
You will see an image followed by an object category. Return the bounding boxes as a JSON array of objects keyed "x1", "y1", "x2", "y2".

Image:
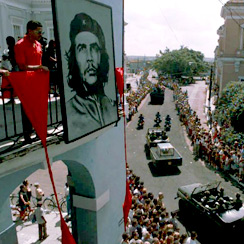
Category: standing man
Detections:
[
  {"x1": 185, "y1": 231, "x2": 198, "y2": 244},
  {"x1": 34, "y1": 202, "x2": 48, "y2": 241},
  {"x1": 65, "y1": 13, "x2": 118, "y2": 141},
  {"x1": 18, "y1": 184, "x2": 30, "y2": 220},
  {"x1": 64, "y1": 182, "x2": 71, "y2": 217},
  {"x1": 14, "y1": 20, "x2": 49, "y2": 143}
]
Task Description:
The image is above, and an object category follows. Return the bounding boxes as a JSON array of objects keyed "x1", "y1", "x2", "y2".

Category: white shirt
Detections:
[
  {"x1": 185, "y1": 237, "x2": 197, "y2": 244},
  {"x1": 35, "y1": 187, "x2": 44, "y2": 200},
  {"x1": 64, "y1": 186, "x2": 69, "y2": 198},
  {"x1": 35, "y1": 207, "x2": 45, "y2": 224}
]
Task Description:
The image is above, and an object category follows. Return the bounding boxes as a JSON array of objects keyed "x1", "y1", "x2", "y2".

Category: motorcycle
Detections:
[
  {"x1": 154, "y1": 117, "x2": 162, "y2": 127},
  {"x1": 137, "y1": 114, "x2": 144, "y2": 130}
]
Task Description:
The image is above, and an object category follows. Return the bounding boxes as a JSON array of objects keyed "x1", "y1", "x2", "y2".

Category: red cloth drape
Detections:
[
  {"x1": 7, "y1": 71, "x2": 76, "y2": 244},
  {"x1": 116, "y1": 67, "x2": 132, "y2": 230},
  {"x1": 123, "y1": 180, "x2": 132, "y2": 230},
  {"x1": 115, "y1": 67, "x2": 124, "y2": 103}
]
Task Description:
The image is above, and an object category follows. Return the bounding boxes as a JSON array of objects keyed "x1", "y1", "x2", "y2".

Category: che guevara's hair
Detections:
[{"x1": 66, "y1": 13, "x2": 109, "y2": 96}]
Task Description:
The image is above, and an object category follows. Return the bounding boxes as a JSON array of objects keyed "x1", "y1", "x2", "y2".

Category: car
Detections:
[
  {"x1": 150, "y1": 142, "x2": 182, "y2": 167},
  {"x1": 176, "y1": 181, "x2": 244, "y2": 234}
]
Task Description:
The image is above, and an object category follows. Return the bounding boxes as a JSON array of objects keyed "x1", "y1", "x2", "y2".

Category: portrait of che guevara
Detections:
[{"x1": 59, "y1": 8, "x2": 118, "y2": 142}]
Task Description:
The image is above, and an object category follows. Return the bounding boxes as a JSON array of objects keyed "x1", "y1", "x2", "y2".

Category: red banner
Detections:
[
  {"x1": 115, "y1": 67, "x2": 124, "y2": 103},
  {"x1": 123, "y1": 180, "x2": 132, "y2": 230}
]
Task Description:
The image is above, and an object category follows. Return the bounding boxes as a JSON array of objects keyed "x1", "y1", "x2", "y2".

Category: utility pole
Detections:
[{"x1": 208, "y1": 65, "x2": 213, "y2": 111}]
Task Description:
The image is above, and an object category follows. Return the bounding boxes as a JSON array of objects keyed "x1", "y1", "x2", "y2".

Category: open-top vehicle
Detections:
[
  {"x1": 176, "y1": 181, "x2": 244, "y2": 234},
  {"x1": 146, "y1": 128, "x2": 169, "y2": 148},
  {"x1": 150, "y1": 142, "x2": 182, "y2": 167}
]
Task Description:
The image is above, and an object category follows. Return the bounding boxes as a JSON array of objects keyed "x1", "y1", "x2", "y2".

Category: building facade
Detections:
[
  {"x1": 0, "y1": 1, "x2": 125, "y2": 244},
  {"x1": 215, "y1": 0, "x2": 244, "y2": 94},
  {"x1": 0, "y1": 0, "x2": 54, "y2": 59}
]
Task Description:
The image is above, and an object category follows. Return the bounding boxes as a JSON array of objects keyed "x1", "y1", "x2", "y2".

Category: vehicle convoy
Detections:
[
  {"x1": 150, "y1": 142, "x2": 182, "y2": 167},
  {"x1": 176, "y1": 181, "x2": 244, "y2": 234}
]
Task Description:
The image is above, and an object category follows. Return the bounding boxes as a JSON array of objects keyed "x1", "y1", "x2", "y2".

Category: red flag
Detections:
[
  {"x1": 123, "y1": 179, "x2": 132, "y2": 230},
  {"x1": 7, "y1": 71, "x2": 49, "y2": 145},
  {"x1": 8, "y1": 71, "x2": 76, "y2": 243},
  {"x1": 61, "y1": 217, "x2": 76, "y2": 244},
  {"x1": 115, "y1": 67, "x2": 124, "y2": 103}
]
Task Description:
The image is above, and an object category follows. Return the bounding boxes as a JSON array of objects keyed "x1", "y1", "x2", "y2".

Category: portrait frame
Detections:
[{"x1": 51, "y1": 0, "x2": 119, "y2": 143}]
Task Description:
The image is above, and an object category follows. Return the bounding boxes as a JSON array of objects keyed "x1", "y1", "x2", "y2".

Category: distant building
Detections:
[
  {"x1": 125, "y1": 55, "x2": 156, "y2": 74},
  {"x1": 215, "y1": 0, "x2": 244, "y2": 95}
]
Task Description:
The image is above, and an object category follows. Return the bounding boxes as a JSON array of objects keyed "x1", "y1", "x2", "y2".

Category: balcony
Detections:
[{"x1": 0, "y1": 85, "x2": 64, "y2": 162}]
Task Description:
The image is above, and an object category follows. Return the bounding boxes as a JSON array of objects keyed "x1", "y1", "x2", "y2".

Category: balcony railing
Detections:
[{"x1": 0, "y1": 86, "x2": 63, "y2": 155}]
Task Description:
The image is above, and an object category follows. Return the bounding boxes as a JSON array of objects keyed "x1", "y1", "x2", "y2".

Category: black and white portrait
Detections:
[{"x1": 52, "y1": 0, "x2": 119, "y2": 142}]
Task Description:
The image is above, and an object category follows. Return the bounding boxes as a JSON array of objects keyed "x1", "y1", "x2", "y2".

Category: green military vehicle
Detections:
[{"x1": 150, "y1": 142, "x2": 182, "y2": 167}]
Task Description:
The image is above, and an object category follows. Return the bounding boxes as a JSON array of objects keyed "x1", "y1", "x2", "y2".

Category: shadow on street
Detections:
[{"x1": 148, "y1": 162, "x2": 181, "y2": 177}]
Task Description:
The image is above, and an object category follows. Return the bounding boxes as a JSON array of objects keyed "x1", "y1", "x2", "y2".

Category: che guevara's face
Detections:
[{"x1": 75, "y1": 31, "x2": 101, "y2": 86}]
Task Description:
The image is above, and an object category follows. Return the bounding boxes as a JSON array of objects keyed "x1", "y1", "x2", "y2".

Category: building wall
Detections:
[
  {"x1": 222, "y1": 60, "x2": 244, "y2": 87},
  {"x1": 0, "y1": 0, "x2": 53, "y2": 58},
  {"x1": 215, "y1": 1, "x2": 244, "y2": 94},
  {"x1": 0, "y1": 0, "x2": 125, "y2": 243}
]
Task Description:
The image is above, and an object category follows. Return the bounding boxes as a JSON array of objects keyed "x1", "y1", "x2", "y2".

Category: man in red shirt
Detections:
[{"x1": 14, "y1": 20, "x2": 49, "y2": 143}]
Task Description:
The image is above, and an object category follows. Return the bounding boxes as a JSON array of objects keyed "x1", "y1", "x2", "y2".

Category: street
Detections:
[{"x1": 126, "y1": 81, "x2": 243, "y2": 243}]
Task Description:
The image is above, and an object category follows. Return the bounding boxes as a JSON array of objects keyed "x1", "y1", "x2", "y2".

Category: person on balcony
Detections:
[{"x1": 14, "y1": 20, "x2": 49, "y2": 143}]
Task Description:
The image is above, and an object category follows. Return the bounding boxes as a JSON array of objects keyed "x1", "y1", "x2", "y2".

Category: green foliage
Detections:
[
  {"x1": 215, "y1": 81, "x2": 244, "y2": 139},
  {"x1": 216, "y1": 81, "x2": 244, "y2": 121},
  {"x1": 153, "y1": 47, "x2": 209, "y2": 79},
  {"x1": 220, "y1": 127, "x2": 244, "y2": 146}
]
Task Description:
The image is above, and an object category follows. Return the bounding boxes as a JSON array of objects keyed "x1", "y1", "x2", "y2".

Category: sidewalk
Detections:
[
  {"x1": 16, "y1": 211, "x2": 71, "y2": 244},
  {"x1": 182, "y1": 82, "x2": 244, "y2": 190}
]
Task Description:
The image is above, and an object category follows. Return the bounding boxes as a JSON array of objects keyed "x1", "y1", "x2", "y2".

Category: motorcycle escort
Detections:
[{"x1": 137, "y1": 114, "x2": 145, "y2": 130}]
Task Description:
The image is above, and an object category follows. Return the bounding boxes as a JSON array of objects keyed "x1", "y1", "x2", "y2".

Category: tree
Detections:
[
  {"x1": 215, "y1": 81, "x2": 244, "y2": 133},
  {"x1": 153, "y1": 47, "x2": 209, "y2": 80}
]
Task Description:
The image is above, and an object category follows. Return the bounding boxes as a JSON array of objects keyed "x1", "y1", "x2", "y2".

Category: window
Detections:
[
  {"x1": 48, "y1": 27, "x2": 54, "y2": 41},
  {"x1": 45, "y1": 21, "x2": 54, "y2": 41},
  {"x1": 238, "y1": 76, "x2": 244, "y2": 82},
  {"x1": 13, "y1": 25, "x2": 21, "y2": 41},
  {"x1": 10, "y1": 16, "x2": 24, "y2": 41},
  {"x1": 241, "y1": 25, "x2": 244, "y2": 50}
]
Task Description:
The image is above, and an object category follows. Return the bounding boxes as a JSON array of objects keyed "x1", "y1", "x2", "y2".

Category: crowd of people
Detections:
[
  {"x1": 126, "y1": 79, "x2": 166, "y2": 122},
  {"x1": 171, "y1": 82, "x2": 244, "y2": 183},
  {"x1": 126, "y1": 80, "x2": 153, "y2": 122},
  {"x1": 121, "y1": 168, "x2": 197, "y2": 244}
]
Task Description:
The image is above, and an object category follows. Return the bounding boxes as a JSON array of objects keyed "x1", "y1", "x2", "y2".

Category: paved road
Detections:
[
  {"x1": 126, "y1": 82, "x2": 243, "y2": 244},
  {"x1": 181, "y1": 80, "x2": 209, "y2": 130}
]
